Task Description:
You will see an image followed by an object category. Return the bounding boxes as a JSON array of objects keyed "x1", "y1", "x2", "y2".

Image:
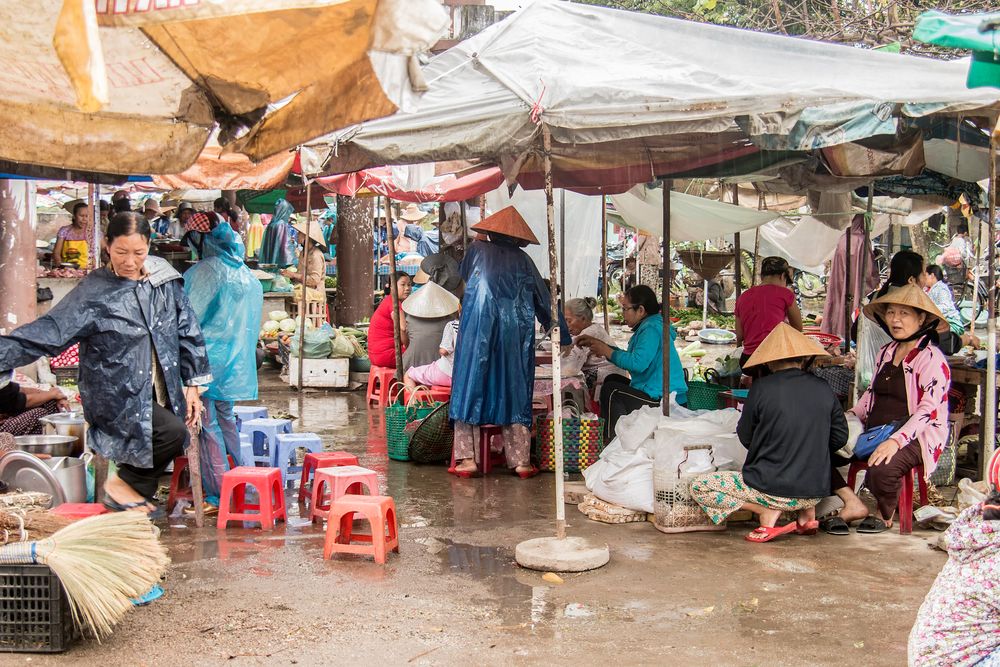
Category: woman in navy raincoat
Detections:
[
  {"x1": 0, "y1": 213, "x2": 211, "y2": 516},
  {"x1": 258, "y1": 198, "x2": 297, "y2": 268},
  {"x1": 183, "y1": 222, "x2": 263, "y2": 508},
  {"x1": 449, "y1": 207, "x2": 569, "y2": 479}
]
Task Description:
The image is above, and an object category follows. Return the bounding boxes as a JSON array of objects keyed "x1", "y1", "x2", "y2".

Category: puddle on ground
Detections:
[{"x1": 438, "y1": 541, "x2": 555, "y2": 630}]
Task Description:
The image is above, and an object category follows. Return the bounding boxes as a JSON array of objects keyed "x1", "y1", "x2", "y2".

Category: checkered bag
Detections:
[{"x1": 533, "y1": 403, "x2": 605, "y2": 473}]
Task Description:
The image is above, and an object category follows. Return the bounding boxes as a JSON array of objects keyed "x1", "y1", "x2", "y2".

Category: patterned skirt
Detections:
[{"x1": 689, "y1": 471, "x2": 821, "y2": 525}]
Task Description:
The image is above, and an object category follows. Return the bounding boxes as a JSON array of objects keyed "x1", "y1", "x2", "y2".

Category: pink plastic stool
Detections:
[
  {"x1": 298, "y1": 451, "x2": 360, "y2": 504},
  {"x1": 217, "y1": 467, "x2": 287, "y2": 530},
  {"x1": 168, "y1": 454, "x2": 235, "y2": 511},
  {"x1": 323, "y1": 495, "x2": 399, "y2": 564},
  {"x1": 308, "y1": 465, "x2": 380, "y2": 523},
  {"x1": 366, "y1": 366, "x2": 397, "y2": 407}
]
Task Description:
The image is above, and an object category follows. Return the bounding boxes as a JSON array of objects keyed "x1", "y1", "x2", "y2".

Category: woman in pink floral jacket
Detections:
[{"x1": 822, "y1": 285, "x2": 951, "y2": 535}]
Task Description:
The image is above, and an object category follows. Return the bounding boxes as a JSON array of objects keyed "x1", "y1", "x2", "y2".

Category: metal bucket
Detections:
[
  {"x1": 39, "y1": 413, "x2": 86, "y2": 457},
  {"x1": 44, "y1": 453, "x2": 91, "y2": 504}
]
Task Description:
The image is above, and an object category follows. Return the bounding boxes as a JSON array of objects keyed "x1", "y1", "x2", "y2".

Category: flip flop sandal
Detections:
[
  {"x1": 745, "y1": 523, "x2": 798, "y2": 543},
  {"x1": 448, "y1": 465, "x2": 481, "y2": 479},
  {"x1": 820, "y1": 516, "x2": 851, "y2": 535},
  {"x1": 795, "y1": 519, "x2": 820, "y2": 535},
  {"x1": 514, "y1": 465, "x2": 539, "y2": 480},
  {"x1": 131, "y1": 583, "x2": 164, "y2": 607},
  {"x1": 856, "y1": 516, "x2": 890, "y2": 534},
  {"x1": 103, "y1": 494, "x2": 152, "y2": 513}
]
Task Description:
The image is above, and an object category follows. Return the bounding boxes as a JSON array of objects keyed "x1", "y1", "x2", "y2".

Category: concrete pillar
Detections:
[
  {"x1": 0, "y1": 180, "x2": 37, "y2": 333},
  {"x1": 334, "y1": 195, "x2": 374, "y2": 326}
]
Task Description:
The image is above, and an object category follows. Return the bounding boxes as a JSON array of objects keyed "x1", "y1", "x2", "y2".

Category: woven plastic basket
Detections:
[
  {"x1": 685, "y1": 380, "x2": 727, "y2": 411},
  {"x1": 408, "y1": 400, "x2": 453, "y2": 464}
]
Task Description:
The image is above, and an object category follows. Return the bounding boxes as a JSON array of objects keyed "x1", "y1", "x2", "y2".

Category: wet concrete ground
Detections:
[{"x1": 30, "y1": 366, "x2": 945, "y2": 666}]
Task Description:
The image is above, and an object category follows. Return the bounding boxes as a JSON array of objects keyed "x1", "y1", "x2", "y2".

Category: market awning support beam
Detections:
[{"x1": 662, "y1": 178, "x2": 672, "y2": 417}]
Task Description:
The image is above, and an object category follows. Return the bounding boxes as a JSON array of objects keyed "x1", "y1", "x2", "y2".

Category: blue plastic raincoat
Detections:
[
  {"x1": 258, "y1": 199, "x2": 296, "y2": 267},
  {"x1": 449, "y1": 237, "x2": 570, "y2": 427},
  {"x1": 183, "y1": 223, "x2": 263, "y2": 498},
  {"x1": 0, "y1": 257, "x2": 211, "y2": 468}
]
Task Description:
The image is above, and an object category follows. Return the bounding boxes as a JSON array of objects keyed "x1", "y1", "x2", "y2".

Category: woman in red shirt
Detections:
[
  {"x1": 368, "y1": 272, "x2": 413, "y2": 368},
  {"x1": 734, "y1": 256, "x2": 803, "y2": 371}
]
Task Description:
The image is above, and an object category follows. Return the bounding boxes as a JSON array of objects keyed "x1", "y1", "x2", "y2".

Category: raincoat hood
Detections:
[
  {"x1": 202, "y1": 222, "x2": 246, "y2": 268},
  {"x1": 258, "y1": 198, "x2": 296, "y2": 267}
]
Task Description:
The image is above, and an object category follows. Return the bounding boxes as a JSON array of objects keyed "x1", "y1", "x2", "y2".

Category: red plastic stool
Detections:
[
  {"x1": 217, "y1": 467, "x2": 287, "y2": 530},
  {"x1": 298, "y1": 451, "x2": 360, "y2": 504},
  {"x1": 847, "y1": 460, "x2": 928, "y2": 535},
  {"x1": 168, "y1": 454, "x2": 236, "y2": 511},
  {"x1": 308, "y1": 465, "x2": 380, "y2": 523},
  {"x1": 449, "y1": 425, "x2": 505, "y2": 475},
  {"x1": 322, "y1": 495, "x2": 399, "y2": 564},
  {"x1": 51, "y1": 503, "x2": 109, "y2": 520},
  {"x1": 366, "y1": 366, "x2": 398, "y2": 407}
]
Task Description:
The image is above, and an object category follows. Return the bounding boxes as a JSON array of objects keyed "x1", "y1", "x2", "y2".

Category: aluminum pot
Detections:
[
  {"x1": 39, "y1": 412, "x2": 86, "y2": 457},
  {"x1": 14, "y1": 435, "x2": 78, "y2": 458},
  {"x1": 44, "y1": 453, "x2": 91, "y2": 504}
]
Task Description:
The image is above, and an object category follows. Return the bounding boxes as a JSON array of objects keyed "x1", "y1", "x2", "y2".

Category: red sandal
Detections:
[
  {"x1": 795, "y1": 520, "x2": 820, "y2": 536},
  {"x1": 448, "y1": 464, "x2": 481, "y2": 479},
  {"x1": 745, "y1": 523, "x2": 798, "y2": 543},
  {"x1": 514, "y1": 465, "x2": 539, "y2": 480}
]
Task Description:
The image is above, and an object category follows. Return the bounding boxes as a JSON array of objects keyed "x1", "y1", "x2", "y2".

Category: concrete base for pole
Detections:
[{"x1": 515, "y1": 536, "x2": 610, "y2": 572}]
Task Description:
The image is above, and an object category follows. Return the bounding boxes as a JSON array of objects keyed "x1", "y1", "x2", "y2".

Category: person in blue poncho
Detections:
[
  {"x1": 258, "y1": 198, "x2": 297, "y2": 268},
  {"x1": 577, "y1": 284, "x2": 687, "y2": 442},
  {"x1": 183, "y1": 222, "x2": 263, "y2": 511},
  {"x1": 449, "y1": 206, "x2": 570, "y2": 480}
]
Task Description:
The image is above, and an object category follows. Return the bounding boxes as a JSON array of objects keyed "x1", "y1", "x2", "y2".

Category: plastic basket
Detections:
[
  {"x1": 652, "y1": 445, "x2": 726, "y2": 534},
  {"x1": 685, "y1": 381, "x2": 727, "y2": 411},
  {"x1": 0, "y1": 564, "x2": 77, "y2": 653}
]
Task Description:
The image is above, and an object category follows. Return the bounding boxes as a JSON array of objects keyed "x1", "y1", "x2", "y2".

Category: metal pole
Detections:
[
  {"x1": 87, "y1": 184, "x2": 96, "y2": 270},
  {"x1": 732, "y1": 184, "x2": 741, "y2": 299},
  {"x1": 460, "y1": 202, "x2": 467, "y2": 257},
  {"x1": 385, "y1": 199, "x2": 404, "y2": 381},
  {"x1": 559, "y1": 188, "x2": 566, "y2": 297},
  {"x1": 859, "y1": 185, "x2": 873, "y2": 310},
  {"x1": 983, "y1": 120, "x2": 997, "y2": 479},
  {"x1": 297, "y1": 183, "x2": 313, "y2": 392},
  {"x1": 662, "y1": 180, "x2": 672, "y2": 417},
  {"x1": 601, "y1": 196, "x2": 609, "y2": 332},
  {"x1": 753, "y1": 191, "x2": 764, "y2": 286},
  {"x1": 972, "y1": 213, "x2": 984, "y2": 339},
  {"x1": 542, "y1": 126, "x2": 566, "y2": 540},
  {"x1": 844, "y1": 217, "x2": 853, "y2": 351}
]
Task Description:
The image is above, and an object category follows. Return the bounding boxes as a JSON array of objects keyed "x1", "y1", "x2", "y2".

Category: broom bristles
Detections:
[{"x1": 0, "y1": 512, "x2": 170, "y2": 640}]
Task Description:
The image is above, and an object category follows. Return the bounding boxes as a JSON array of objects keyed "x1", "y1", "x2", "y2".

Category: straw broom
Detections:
[{"x1": 0, "y1": 511, "x2": 170, "y2": 639}]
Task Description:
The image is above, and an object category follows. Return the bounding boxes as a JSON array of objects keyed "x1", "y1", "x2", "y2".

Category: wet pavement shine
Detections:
[{"x1": 32, "y1": 368, "x2": 946, "y2": 666}]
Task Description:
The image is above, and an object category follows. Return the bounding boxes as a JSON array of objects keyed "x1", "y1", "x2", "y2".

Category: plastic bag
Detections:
[
  {"x1": 957, "y1": 478, "x2": 989, "y2": 510},
  {"x1": 271, "y1": 275, "x2": 292, "y2": 293},
  {"x1": 582, "y1": 437, "x2": 654, "y2": 513},
  {"x1": 836, "y1": 412, "x2": 865, "y2": 458},
  {"x1": 290, "y1": 329, "x2": 332, "y2": 359},
  {"x1": 615, "y1": 404, "x2": 661, "y2": 452},
  {"x1": 855, "y1": 316, "x2": 890, "y2": 393},
  {"x1": 329, "y1": 331, "x2": 356, "y2": 358}
]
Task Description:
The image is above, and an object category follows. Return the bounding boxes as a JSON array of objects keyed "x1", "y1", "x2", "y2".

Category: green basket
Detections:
[
  {"x1": 685, "y1": 380, "x2": 727, "y2": 411},
  {"x1": 385, "y1": 385, "x2": 436, "y2": 461}
]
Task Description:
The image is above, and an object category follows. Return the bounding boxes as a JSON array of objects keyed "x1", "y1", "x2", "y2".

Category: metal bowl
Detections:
[{"x1": 14, "y1": 435, "x2": 78, "y2": 457}]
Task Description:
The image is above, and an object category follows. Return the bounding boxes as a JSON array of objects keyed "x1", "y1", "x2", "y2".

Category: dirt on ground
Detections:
[{"x1": 24, "y1": 365, "x2": 945, "y2": 667}]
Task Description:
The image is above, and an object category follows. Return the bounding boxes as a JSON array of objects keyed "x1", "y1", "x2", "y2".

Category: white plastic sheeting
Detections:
[
  {"x1": 486, "y1": 187, "x2": 602, "y2": 299},
  {"x1": 310, "y1": 0, "x2": 1000, "y2": 180}
]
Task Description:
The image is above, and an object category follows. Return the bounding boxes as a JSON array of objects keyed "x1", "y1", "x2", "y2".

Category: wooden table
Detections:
[{"x1": 948, "y1": 361, "x2": 999, "y2": 479}]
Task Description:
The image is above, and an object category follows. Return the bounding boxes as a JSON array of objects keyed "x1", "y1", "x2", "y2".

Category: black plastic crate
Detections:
[{"x1": 0, "y1": 564, "x2": 77, "y2": 653}]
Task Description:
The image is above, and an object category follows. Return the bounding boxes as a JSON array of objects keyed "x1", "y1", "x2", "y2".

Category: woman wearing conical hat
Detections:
[
  {"x1": 689, "y1": 323, "x2": 849, "y2": 542},
  {"x1": 448, "y1": 206, "x2": 569, "y2": 479},
  {"x1": 822, "y1": 284, "x2": 951, "y2": 535}
]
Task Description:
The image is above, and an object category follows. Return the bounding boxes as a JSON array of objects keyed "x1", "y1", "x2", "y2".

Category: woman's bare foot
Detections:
[
  {"x1": 454, "y1": 459, "x2": 478, "y2": 475},
  {"x1": 796, "y1": 506, "x2": 817, "y2": 526},
  {"x1": 837, "y1": 498, "x2": 869, "y2": 523},
  {"x1": 104, "y1": 474, "x2": 153, "y2": 513}
]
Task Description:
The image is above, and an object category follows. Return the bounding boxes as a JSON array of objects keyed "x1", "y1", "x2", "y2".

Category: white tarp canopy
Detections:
[
  {"x1": 307, "y1": 0, "x2": 1000, "y2": 189},
  {"x1": 0, "y1": 0, "x2": 447, "y2": 175}
]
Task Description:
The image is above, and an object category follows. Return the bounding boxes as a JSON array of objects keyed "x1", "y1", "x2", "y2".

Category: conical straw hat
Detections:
[
  {"x1": 470, "y1": 206, "x2": 539, "y2": 245},
  {"x1": 743, "y1": 322, "x2": 830, "y2": 369},
  {"x1": 862, "y1": 284, "x2": 944, "y2": 331},
  {"x1": 401, "y1": 280, "x2": 460, "y2": 318},
  {"x1": 292, "y1": 219, "x2": 327, "y2": 248}
]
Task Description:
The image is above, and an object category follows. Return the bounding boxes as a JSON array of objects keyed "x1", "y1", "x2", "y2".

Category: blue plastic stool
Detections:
[
  {"x1": 239, "y1": 432, "x2": 260, "y2": 467},
  {"x1": 233, "y1": 405, "x2": 269, "y2": 431},
  {"x1": 239, "y1": 418, "x2": 292, "y2": 471},
  {"x1": 273, "y1": 433, "x2": 324, "y2": 486}
]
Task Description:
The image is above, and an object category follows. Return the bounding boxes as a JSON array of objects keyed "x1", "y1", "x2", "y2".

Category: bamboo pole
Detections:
[
  {"x1": 559, "y1": 188, "x2": 566, "y2": 296},
  {"x1": 601, "y1": 196, "x2": 609, "y2": 332},
  {"x1": 296, "y1": 183, "x2": 313, "y2": 392},
  {"x1": 843, "y1": 215, "x2": 853, "y2": 351},
  {"x1": 88, "y1": 184, "x2": 96, "y2": 270},
  {"x1": 858, "y1": 185, "x2": 873, "y2": 311},
  {"x1": 732, "y1": 184, "x2": 741, "y2": 299},
  {"x1": 542, "y1": 126, "x2": 566, "y2": 540},
  {"x1": 662, "y1": 180, "x2": 672, "y2": 417},
  {"x1": 971, "y1": 212, "x2": 984, "y2": 340},
  {"x1": 385, "y1": 199, "x2": 404, "y2": 381},
  {"x1": 186, "y1": 425, "x2": 205, "y2": 528},
  {"x1": 983, "y1": 120, "x2": 997, "y2": 480},
  {"x1": 460, "y1": 202, "x2": 467, "y2": 256}
]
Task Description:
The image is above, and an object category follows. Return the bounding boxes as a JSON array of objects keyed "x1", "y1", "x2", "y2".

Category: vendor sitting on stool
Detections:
[
  {"x1": 0, "y1": 379, "x2": 68, "y2": 435},
  {"x1": 577, "y1": 285, "x2": 686, "y2": 442},
  {"x1": 690, "y1": 323, "x2": 848, "y2": 543}
]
